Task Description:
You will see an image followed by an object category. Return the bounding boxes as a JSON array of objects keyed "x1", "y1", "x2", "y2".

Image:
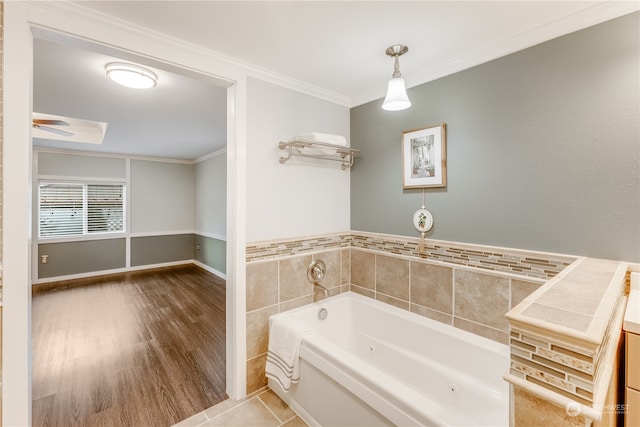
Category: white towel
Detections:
[
  {"x1": 265, "y1": 316, "x2": 316, "y2": 392},
  {"x1": 296, "y1": 132, "x2": 347, "y2": 147}
]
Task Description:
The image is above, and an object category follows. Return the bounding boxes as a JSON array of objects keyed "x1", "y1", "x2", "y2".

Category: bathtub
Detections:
[{"x1": 267, "y1": 291, "x2": 510, "y2": 427}]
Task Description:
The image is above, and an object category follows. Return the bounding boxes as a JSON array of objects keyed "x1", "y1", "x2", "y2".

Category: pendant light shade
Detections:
[
  {"x1": 382, "y1": 77, "x2": 411, "y2": 111},
  {"x1": 382, "y1": 45, "x2": 411, "y2": 111}
]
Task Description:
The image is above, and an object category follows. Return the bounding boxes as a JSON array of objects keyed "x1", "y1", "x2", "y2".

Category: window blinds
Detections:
[{"x1": 39, "y1": 182, "x2": 125, "y2": 238}]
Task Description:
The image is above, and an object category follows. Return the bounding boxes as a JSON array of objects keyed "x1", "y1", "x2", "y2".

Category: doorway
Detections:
[
  {"x1": 2, "y1": 4, "x2": 247, "y2": 425},
  {"x1": 30, "y1": 33, "x2": 231, "y2": 425}
]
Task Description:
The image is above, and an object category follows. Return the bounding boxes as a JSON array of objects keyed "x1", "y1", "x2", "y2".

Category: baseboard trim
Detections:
[{"x1": 32, "y1": 260, "x2": 225, "y2": 291}]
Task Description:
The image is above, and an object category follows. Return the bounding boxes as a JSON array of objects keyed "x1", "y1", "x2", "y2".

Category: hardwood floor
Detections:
[{"x1": 32, "y1": 265, "x2": 227, "y2": 427}]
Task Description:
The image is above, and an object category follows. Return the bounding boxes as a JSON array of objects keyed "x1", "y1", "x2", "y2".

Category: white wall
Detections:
[
  {"x1": 246, "y1": 78, "x2": 350, "y2": 242},
  {"x1": 129, "y1": 159, "x2": 195, "y2": 233},
  {"x1": 195, "y1": 152, "x2": 226, "y2": 238}
]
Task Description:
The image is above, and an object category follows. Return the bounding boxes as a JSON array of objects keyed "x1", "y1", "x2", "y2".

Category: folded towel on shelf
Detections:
[
  {"x1": 299, "y1": 145, "x2": 337, "y2": 156},
  {"x1": 296, "y1": 132, "x2": 347, "y2": 147},
  {"x1": 265, "y1": 316, "x2": 316, "y2": 392}
]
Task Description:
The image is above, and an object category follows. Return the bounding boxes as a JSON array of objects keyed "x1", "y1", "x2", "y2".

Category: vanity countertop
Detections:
[{"x1": 624, "y1": 272, "x2": 639, "y2": 334}]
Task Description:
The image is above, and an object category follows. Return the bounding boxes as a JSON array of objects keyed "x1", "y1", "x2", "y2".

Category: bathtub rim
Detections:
[
  {"x1": 275, "y1": 290, "x2": 509, "y2": 357},
  {"x1": 269, "y1": 290, "x2": 510, "y2": 426}
]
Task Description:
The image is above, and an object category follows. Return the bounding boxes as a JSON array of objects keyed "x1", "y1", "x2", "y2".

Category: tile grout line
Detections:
[
  {"x1": 255, "y1": 394, "x2": 286, "y2": 425},
  {"x1": 201, "y1": 397, "x2": 256, "y2": 423}
]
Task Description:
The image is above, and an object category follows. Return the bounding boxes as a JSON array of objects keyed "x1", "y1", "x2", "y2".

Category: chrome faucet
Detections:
[
  {"x1": 307, "y1": 259, "x2": 329, "y2": 298},
  {"x1": 314, "y1": 283, "x2": 329, "y2": 297}
]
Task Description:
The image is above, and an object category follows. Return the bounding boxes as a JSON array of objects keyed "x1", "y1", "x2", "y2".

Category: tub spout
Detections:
[{"x1": 314, "y1": 283, "x2": 329, "y2": 297}]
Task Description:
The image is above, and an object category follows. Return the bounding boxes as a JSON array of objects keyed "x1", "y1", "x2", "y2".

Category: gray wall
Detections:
[
  {"x1": 194, "y1": 234, "x2": 226, "y2": 274},
  {"x1": 35, "y1": 151, "x2": 227, "y2": 280},
  {"x1": 38, "y1": 239, "x2": 126, "y2": 278},
  {"x1": 131, "y1": 234, "x2": 194, "y2": 267},
  {"x1": 351, "y1": 13, "x2": 639, "y2": 262}
]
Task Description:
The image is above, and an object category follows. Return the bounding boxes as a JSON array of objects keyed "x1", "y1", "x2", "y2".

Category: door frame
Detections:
[{"x1": 2, "y1": 3, "x2": 248, "y2": 425}]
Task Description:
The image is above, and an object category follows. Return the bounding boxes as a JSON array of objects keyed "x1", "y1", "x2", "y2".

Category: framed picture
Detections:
[{"x1": 402, "y1": 123, "x2": 447, "y2": 189}]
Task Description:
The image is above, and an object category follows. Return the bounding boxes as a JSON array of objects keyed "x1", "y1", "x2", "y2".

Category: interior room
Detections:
[
  {"x1": 2, "y1": 2, "x2": 639, "y2": 427},
  {"x1": 30, "y1": 35, "x2": 230, "y2": 425}
]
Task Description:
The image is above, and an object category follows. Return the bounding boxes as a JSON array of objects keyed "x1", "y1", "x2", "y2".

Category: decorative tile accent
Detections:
[
  {"x1": 246, "y1": 233, "x2": 349, "y2": 262},
  {"x1": 247, "y1": 232, "x2": 575, "y2": 280},
  {"x1": 510, "y1": 327, "x2": 596, "y2": 404},
  {"x1": 244, "y1": 231, "x2": 578, "y2": 396},
  {"x1": 349, "y1": 232, "x2": 574, "y2": 280}
]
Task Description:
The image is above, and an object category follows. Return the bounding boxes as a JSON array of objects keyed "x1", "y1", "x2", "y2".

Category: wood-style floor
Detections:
[{"x1": 32, "y1": 265, "x2": 227, "y2": 427}]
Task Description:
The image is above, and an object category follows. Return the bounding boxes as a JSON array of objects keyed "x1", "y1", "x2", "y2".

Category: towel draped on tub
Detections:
[{"x1": 265, "y1": 315, "x2": 316, "y2": 392}]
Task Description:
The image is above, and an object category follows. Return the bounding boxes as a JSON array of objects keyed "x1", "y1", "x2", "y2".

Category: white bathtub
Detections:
[{"x1": 268, "y1": 291, "x2": 510, "y2": 427}]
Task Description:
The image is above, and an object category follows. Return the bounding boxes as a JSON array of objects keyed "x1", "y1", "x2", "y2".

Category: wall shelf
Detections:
[{"x1": 278, "y1": 140, "x2": 359, "y2": 170}]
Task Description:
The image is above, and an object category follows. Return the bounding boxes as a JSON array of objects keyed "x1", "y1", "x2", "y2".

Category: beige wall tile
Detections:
[
  {"x1": 313, "y1": 250, "x2": 340, "y2": 289},
  {"x1": 376, "y1": 292, "x2": 410, "y2": 310},
  {"x1": 375, "y1": 254, "x2": 409, "y2": 301},
  {"x1": 246, "y1": 354, "x2": 268, "y2": 395},
  {"x1": 350, "y1": 284, "x2": 375, "y2": 299},
  {"x1": 410, "y1": 262, "x2": 453, "y2": 314},
  {"x1": 246, "y1": 261, "x2": 278, "y2": 312},
  {"x1": 279, "y1": 255, "x2": 313, "y2": 302},
  {"x1": 511, "y1": 279, "x2": 541, "y2": 309},
  {"x1": 453, "y1": 317, "x2": 509, "y2": 345},
  {"x1": 341, "y1": 248, "x2": 350, "y2": 285},
  {"x1": 513, "y1": 387, "x2": 584, "y2": 427},
  {"x1": 351, "y1": 250, "x2": 375, "y2": 289},
  {"x1": 246, "y1": 305, "x2": 278, "y2": 359},
  {"x1": 454, "y1": 269, "x2": 509, "y2": 331},
  {"x1": 279, "y1": 295, "x2": 313, "y2": 313},
  {"x1": 410, "y1": 303, "x2": 453, "y2": 325}
]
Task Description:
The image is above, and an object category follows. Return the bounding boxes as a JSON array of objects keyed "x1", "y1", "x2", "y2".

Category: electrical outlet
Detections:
[
  {"x1": 196, "y1": 244, "x2": 201, "y2": 251},
  {"x1": 41, "y1": 254, "x2": 49, "y2": 264}
]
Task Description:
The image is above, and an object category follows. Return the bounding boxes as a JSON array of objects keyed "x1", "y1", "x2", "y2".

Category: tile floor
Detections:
[{"x1": 173, "y1": 388, "x2": 309, "y2": 427}]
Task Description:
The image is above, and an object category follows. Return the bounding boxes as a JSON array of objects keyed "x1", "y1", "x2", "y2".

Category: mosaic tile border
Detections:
[
  {"x1": 246, "y1": 233, "x2": 350, "y2": 262},
  {"x1": 510, "y1": 327, "x2": 596, "y2": 405},
  {"x1": 247, "y1": 232, "x2": 576, "y2": 280}
]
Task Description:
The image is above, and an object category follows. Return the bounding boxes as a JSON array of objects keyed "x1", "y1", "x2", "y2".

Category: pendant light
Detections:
[{"x1": 382, "y1": 44, "x2": 411, "y2": 111}]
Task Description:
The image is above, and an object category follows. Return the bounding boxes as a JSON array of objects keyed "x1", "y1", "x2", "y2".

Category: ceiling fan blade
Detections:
[
  {"x1": 33, "y1": 124, "x2": 75, "y2": 137},
  {"x1": 33, "y1": 119, "x2": 70, "y2": 126}
]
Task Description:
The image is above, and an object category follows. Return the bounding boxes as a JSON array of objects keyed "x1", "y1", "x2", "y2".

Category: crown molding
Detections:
[
  {"x1": 195, "y1": 148, "x2": 227, "y2": 164},
  {"x1": 24, "y1": 0, "x2": 639, "y2": 110},
  {"x1": 350, "y1": 1, "x2": 640, "y2": 108},
  {"x1": 26, "y1": 0, "x2": 350, "y2": 108}
]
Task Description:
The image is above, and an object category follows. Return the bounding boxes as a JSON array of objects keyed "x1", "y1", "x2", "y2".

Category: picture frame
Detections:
[{"x1": 402, "y1": 123, "x2": 447, "y2": 189}]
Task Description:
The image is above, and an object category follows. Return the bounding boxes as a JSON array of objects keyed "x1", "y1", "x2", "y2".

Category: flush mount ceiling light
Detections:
[
  {"x1": 382, "y1": 44, "x2": 411, "y2": 111},
  {"x1": 105, "y1": 62, "x2": 157, "y2": 89}
]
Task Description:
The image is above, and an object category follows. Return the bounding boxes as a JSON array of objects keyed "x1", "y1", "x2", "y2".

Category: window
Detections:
[{"x1": 39, "y1": 182, "x2": 125, "y2": 238}]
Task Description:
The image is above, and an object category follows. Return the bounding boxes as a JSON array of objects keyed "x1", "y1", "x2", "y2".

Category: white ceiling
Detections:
[
  {"x1": 33, "y1": 1, "x2": 638, "y2": 160},
  {"x1": 33, "y1": 37, "x2": 229, "y2": 160}
]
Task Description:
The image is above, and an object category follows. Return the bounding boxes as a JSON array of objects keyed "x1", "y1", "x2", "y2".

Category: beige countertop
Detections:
[
  {"x1": 506, "y1": 257, "x2": 627, "y2": 348},
  {"x1": 504, "y1": 257, "x2": 632, "y2": 423}
]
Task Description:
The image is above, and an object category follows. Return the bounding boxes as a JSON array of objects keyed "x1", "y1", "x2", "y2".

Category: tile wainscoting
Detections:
[{"x1": 245, "y1": 231, "x2": 577, "y2": 394}]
